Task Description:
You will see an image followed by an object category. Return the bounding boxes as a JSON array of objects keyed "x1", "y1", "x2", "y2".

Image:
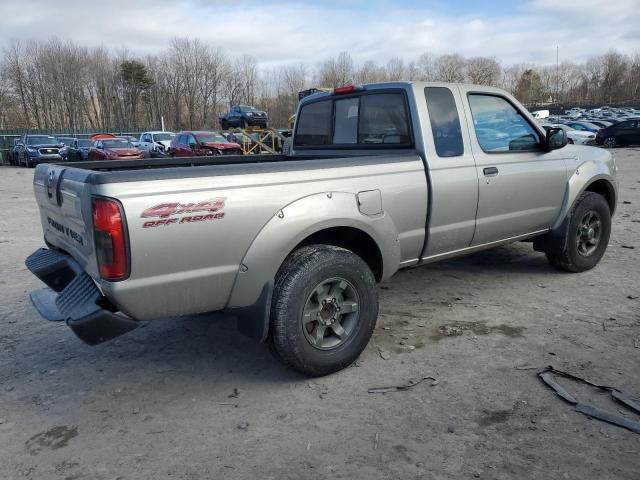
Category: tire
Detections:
[
  {"x1": 220, "y1": 120, "x2": 228, "y2": 130},
  {"x1": 270, "y1": 245, "x2": 378, "y2": 376},
  {"x1": 603, "y1": 136, "x2": 617, "y2": 148},
  {"x1": 239, "y1": 118, "x2": 247, "y2": 129},
  {"x1": 546, "y1": 192, "x2": 611, "y2": 273},
  {"x1": 568, "y1": 138, "x2": 574, "y2": 144}
]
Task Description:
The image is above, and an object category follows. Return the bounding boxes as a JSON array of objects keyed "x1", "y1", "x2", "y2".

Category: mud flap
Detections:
[
  {"x1": 227, "y1": 282, "x2": 273, "y2": 342},
  {"x1": 533, "y1": 215, "x2": 569, "y2": 254}
]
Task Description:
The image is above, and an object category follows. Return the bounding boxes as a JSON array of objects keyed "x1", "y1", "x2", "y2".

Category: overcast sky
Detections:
[{"x1": 2, "y1": 0, "x2": 639, "y2": 67}]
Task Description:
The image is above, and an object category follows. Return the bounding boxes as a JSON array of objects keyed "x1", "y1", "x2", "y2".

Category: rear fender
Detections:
[{"x1": 226, "y1": 191, "x2": 400, "y2": 341}]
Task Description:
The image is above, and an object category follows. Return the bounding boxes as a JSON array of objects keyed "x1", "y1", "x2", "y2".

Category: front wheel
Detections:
[
  {"x1": 546, "y1": 192, "x2": 611, "y2": 272},
  {"x1": 603, "y1": 136, "x2": 617, "y2": 148},
  {"x1": 270, "y1": 245, "x2": 378, "y2": 376}
]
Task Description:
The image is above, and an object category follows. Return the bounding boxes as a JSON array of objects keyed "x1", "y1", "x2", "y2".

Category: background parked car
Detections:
[
  {"x1": 57, "y1": 137, "x2": 79, "y2": 161},
  {"x1": 562, "y1": 121, "x2": 601, "y2": 133},
  {"x1": 57, "y1": 137, "x2": 93, "y2": 161},
  {"x1": 170, "y1": 131, "x2": 242, "y2": 157},
  {"x1": 595, "y1": 120, "x2": 640, "y2": 148},
  {"x1": 219, "y1": 105, "x2": 268, "y2": 129},
  {"x1": 138, "y1": 131, "x2": 175, "y2": 154},
  {"x1": 586, "y1": 120, "x2": 614, "y2": 129},
  {"x1": 14, "y1": 135, "x2": 62, "y2": 167},
  {"x1": 541, "y1": 124, "x2": 596, "y2": 145},
  {"x1": 7, "y1": 138, "x2": 20, "y2": 165},
  {"x1": 88, "y1": 135, "x2": 144, "y2": 160}
]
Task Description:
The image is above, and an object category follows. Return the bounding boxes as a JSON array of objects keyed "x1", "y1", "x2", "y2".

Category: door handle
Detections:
[{"x1": 483, "y1": 167, "x2": 499, "y2": 177}]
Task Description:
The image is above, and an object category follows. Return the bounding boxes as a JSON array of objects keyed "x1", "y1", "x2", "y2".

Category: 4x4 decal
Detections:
[{"x1": 141, "y1": 198, "x2": 225, "y2": 228}]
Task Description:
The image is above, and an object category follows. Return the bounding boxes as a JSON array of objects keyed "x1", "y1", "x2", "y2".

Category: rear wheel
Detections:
[
  {"x1": 546, "y1": 192, "x2": 611, "y2": 272},
  {"x1": 270, "y1": 245, "x2": 378, "y2": 376},
  {"x1": 603, "y1": 136, "x2": 617, "y2": 148}
]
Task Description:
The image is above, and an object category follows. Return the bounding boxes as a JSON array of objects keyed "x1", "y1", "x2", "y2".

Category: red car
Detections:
[
  {"x1": 88, "y1": 134, "x2": 145, "y2": 161},
  {"x1": 170, "y1": 131, "x2": 242, "y2": 157}
]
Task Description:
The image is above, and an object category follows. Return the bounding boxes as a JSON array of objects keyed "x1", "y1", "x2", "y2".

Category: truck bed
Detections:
[{"x1": 61, "y1": 152, "x2": 409, "y2": 172}]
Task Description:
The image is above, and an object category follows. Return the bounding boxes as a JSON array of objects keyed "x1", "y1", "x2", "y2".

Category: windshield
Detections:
[
  {"x1": 27, "y1": 136, "x2": 57, "y2": 145},
  {"x1": 103, "y1": 139, "x2": 133, "y2": 149},
  {"x1": 78, "y1": 140, "x2": 93, "y2": 148},
  {"x1": 154, "y1": 133, "x2": 175, "y2": 141},
  {"x1": 57, "y1": 138, "x2": 75, "y2": 145},
  {"x1": 240, "y1": 106, "x2": 256, "y2": 112},
  {"x1": 196, "y1": 134, "x2": 228, "y2": 143}
]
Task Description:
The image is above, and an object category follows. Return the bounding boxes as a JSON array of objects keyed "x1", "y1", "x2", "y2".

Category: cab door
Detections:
[
  {"x1": 421, "y1": 85, "x2": 479, "y2": 258},
  {"x1": 458, "y1": 87, "x2": 570, "y2": 246}
]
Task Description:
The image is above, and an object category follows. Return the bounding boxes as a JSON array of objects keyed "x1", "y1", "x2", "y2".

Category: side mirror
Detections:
[
  {"x1": 190, "y1": 143, "x2": 197, "y2": 149},
  {"x1": 545, "y1": 128, "x2": 568, "y2": 151}
]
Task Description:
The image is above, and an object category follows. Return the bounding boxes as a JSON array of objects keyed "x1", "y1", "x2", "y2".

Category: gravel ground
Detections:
[{"x1": 0, "y1": 149, "x2": 639, "y2": 480}]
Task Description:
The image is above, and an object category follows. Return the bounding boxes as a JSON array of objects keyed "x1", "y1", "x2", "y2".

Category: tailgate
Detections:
[{"x1": 33, "y1": 164, "x2": 99, "y2": 278}]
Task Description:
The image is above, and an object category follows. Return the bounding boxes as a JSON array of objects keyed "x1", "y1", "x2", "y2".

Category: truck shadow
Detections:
[
  {"x1": 427, "y1": 243, "x2": 554, "y2": 275},
  {"x1": 6, "y1": 244, "x2": 557, "y2": 391}
]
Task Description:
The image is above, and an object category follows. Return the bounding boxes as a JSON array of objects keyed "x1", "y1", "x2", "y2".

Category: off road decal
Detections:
[{"x1": 141, "y1": 198, "x2": 225, "y2": 228}]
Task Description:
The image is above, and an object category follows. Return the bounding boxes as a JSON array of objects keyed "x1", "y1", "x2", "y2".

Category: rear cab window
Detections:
[
  {"x1": 294, "y1": 90, "x2": 412, "y2": 148},
  {"x1": 424, "y1": 87, "x2": 464, "y2": 157}
]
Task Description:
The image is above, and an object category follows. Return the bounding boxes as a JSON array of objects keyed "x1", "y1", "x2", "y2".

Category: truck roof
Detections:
[{"x1": 300, "y1": 81, "x2": 511, "y2": 103}]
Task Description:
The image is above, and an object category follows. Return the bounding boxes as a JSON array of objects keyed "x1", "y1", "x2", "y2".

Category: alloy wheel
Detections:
[
  {"x1": 576, "y1": 210, "x2": 602, "y2": 257},
  {"x1": 302, "y1": 277, "x2": 360, "y2": 350}
]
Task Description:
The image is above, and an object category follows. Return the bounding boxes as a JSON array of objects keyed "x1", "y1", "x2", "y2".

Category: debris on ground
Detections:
[
  {"x1": 378, "y1": 349, "x2": 391, "y2": 360},
  {"x1": 228, "y1": 388, "x2": 239, "y2": 398},
  {"x1": 237, "y1": 422, "x2": 249, "y2": 431},
  {"x1": 621, "y1": 245, "x2": 636, "y2": 249},
  {"x1": 515, "y1": 365, "x2": 539, "y2": 370},
  {"x1": 368, "y1": 376, "x2": 439, "y2": 394},
  {"x1": 439, "y1": 325, "x2": 465, "y2": 337},
  {"x1": 537, "y1": 366, "x2": 640, "y2": 434}
]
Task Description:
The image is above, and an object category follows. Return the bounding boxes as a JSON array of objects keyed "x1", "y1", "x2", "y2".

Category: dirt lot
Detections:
[{"x1": 1, "y1": 149, "x2": 639, "y2": 480}]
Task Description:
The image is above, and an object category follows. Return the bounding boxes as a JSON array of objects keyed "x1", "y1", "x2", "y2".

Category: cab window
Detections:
[
  {"x1": 468, "y1": 94, "x2": 540, "y2": 152},
  {"x1": 294, "y1": 92, "x2": 411, "y2": 147},
  {"x1": 425, "y1": 87, "x2": 464, "y2": 157}
]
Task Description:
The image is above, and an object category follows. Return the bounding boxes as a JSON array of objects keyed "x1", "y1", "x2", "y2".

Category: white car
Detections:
[
  {"x1": 541, "y1": 124, "x2": 596, "y2": 145},
  {"x1": 138, "y1": 131, "x2": 176, "y2": 153}
]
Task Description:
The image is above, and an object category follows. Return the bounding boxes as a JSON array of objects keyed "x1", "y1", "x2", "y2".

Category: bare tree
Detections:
[
  {"x1": 385, "y1": 57, "x2": 405, "y2": 81},
  {"x1": 416, "y1": 53, "x2": 437, "y2": 81},
  {"x1": 316, "y1": 52, "x2": 354, "y2": 87},
  {"x1": 435, "y1": 54, "x2": 466, "y2": 82},
  {"x1": 465, "y1": 57, "x2": 500, "y2": 85}
]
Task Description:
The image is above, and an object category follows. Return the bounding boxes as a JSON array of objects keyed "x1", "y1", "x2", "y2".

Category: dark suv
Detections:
[
  {"x1": 14, "y1": 135, "x2": 63, "y2": 167},
  {"x1": 596, "y1": 119, "x2": 640, "y2": 148},
  {"x1": 219, "y1": 105, "x2": 268, "y2": 129}
]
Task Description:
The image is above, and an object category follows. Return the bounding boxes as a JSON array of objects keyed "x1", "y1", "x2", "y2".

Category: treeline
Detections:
[{"x1": 0, "y1": 37, "x2": 638, "y2": 131}]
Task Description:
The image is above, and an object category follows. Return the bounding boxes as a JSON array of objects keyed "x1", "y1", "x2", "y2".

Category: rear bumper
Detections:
[{"x1": 25, "y1": 248, "x2": 139, "y2": 345}]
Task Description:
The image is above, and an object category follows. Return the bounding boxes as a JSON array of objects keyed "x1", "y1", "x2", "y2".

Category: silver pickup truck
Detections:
[{"x1": 26, "y1": 82, "x2": 617, "y2": 376}]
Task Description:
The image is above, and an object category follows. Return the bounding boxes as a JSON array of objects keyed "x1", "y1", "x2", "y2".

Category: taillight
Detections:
[
  {"x1": 333, "y1": 84, "x2": 362, "y2": 94},
  {"x1": 92, "y1": 197, "x2": 129, "y2": 281}
]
